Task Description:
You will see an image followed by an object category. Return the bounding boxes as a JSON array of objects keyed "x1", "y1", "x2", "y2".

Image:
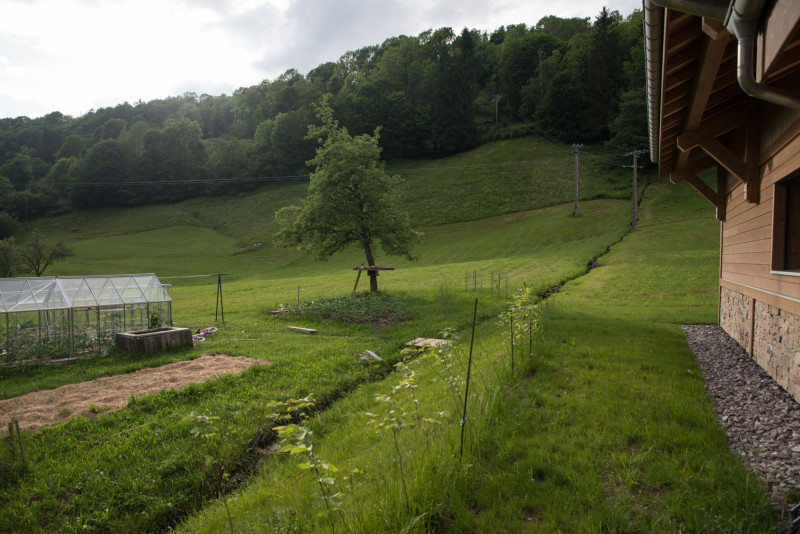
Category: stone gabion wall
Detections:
[
  {"x1": 720, "y1": 286, "x2": 800, "y2": 403},
  {"x1": 719, "y1": 287, "x2": 752, "y2": 349}
]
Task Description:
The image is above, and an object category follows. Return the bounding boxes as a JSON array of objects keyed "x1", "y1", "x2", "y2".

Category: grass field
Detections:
[{"x1": 0, "y1": 137, "x2": 783, "y2": 532}]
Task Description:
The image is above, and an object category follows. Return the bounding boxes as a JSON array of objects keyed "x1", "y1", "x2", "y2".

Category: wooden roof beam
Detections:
[
  {"x1": 676, "y1": 19, "x2": 731, "y2": 170},
  {"x1": 685, "y1": 173, "x2": 725, "y2": 220},
  {"x1": 678, "y1": 132, "x2": 746, "y2": 183},
  {"x1": 669, "y1": 154, "x2": 716, "y2": 183}
]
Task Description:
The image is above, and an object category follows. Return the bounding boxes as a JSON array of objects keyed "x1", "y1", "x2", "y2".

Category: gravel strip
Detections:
[{"x1": 683, "y1": 324, "x2": 800, "y2": 508}]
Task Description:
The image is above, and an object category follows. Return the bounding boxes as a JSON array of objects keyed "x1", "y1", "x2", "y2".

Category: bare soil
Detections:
[{"x1": 0, "y1": 353, "x2": 271, "y2": 433}]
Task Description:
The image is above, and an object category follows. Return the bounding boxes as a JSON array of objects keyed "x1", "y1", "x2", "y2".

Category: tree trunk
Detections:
[{"x1": 362, "y1": 240, "x2": 378, "y2": 292}]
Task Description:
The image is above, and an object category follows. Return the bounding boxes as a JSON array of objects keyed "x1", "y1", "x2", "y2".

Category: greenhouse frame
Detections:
[{"x1": 1, "y1": 274, "x2": 172, "y2": 365}]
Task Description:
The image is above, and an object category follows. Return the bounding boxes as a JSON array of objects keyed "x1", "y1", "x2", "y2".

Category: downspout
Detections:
[
  {"x1": 725, "y1": 0, "x2": 800, "y2": 110},
  {"x1": 646, "y1": 0, "x2": 800, "y2": 120}
]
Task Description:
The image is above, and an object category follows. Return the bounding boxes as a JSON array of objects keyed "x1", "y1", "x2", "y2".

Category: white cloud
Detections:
[{"x1": 0, "y1": 0, "x2": 642, "y2": 119}]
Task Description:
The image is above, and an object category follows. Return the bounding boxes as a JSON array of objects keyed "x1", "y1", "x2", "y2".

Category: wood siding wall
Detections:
[{"x1": 720, "y1": 103, "x2": 800, "y2": 304}]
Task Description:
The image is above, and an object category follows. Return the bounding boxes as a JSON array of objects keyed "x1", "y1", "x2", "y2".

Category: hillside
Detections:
[
  {"x1": 19, "y1": 135, "x2": 634, "y2": 280},
  {"x1": 1, "y1": 10, "x2": 648, "y2": 244},
  {"x1": 2, "y1": 136, "x2": 783, "y2": 532}
]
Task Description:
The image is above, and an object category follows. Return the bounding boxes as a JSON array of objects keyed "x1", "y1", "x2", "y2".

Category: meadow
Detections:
[{"x1": 0, "y1": 136, "x2": 783, "y2": 532}]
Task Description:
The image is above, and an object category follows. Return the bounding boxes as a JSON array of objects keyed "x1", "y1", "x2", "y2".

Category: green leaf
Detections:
[
  {"x1": 320, "y1": 462, "x2": 338, "y2": 472},
  {"x1": 319, "y1": 477, "x2": 335, "y2": 485}
]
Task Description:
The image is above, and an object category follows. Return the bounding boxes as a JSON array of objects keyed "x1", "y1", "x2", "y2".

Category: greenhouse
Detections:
[{"x1": 1, "y1": 274, "x2": 172, "y2": 365}]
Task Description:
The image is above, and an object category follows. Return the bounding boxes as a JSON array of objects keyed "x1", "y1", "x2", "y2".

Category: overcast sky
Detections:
[{"x1": 0, "y1": 0, "x2": 642, "y2": 120}]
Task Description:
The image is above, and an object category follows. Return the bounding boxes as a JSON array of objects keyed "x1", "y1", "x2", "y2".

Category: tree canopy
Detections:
[
  {"x1": 0, "y1": 8, "x2": 648, "y2": 237},
  {"x1": 274, "y1": 99, "x2": 420, "y2": 292}
]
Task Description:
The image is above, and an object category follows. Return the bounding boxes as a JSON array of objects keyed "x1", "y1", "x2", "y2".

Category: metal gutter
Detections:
[
  {"x1": 644, "y1": 0, "x2": 800, "y2": 164},
  {"x1": 644, "y1": 0, "x2": 664, "y2": 162},
  {"x1": 725, "y1": 0, "x2": 800, "y2": 110}
]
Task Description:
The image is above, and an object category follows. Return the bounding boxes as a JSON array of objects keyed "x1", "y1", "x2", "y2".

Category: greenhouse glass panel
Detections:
[
  {"x1": 112, "y1": 276, "x2": 149, "y2": 304},
  {"x1": 2, "y1": 274, "x2": 171, "y2": 365},
  {"x1": 0, "y1": 278, "x2": 69, "y2": 312},
  {"x1": 59, "y1": 277, "x2": 100, "y2": 308}
]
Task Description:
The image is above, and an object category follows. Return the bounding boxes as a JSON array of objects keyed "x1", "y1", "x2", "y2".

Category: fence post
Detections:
[
  {"x1": 510, "y1": 313, "x2": 514, "y2": 373},
  {"x1": 460, "y1": 298, "x2": 478, "y2": 465}
]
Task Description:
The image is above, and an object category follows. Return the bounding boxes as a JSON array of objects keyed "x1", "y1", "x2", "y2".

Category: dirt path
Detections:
[{"x1": 0, "y1": 353, "x2": 271, "y2": 433}]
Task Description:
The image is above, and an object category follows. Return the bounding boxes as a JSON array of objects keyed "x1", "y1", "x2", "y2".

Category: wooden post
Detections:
[
  {"x1": 215, "y1": 274, "x2": 225, "y2": 323},
  {"x1": 12, "y1": 419, "x2": 25, "y2": 464},
  {"x1": 510, "y1": 313, "x2": 514, "y2": 373},
  {"x1": 353, "y1": 270, "x2": 363, "y2": 293}
]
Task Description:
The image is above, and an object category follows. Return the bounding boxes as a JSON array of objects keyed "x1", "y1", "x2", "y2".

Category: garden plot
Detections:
[{"x1": 0, "y1": 353, "x2": 270, "y2": 432}]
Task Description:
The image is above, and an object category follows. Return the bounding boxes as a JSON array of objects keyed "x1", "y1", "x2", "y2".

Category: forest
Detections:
[{"x1": 0, "y1": 8, "x2": 646, "y2": 238}]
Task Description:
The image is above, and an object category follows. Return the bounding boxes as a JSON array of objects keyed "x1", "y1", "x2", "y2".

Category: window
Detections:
[{"x1": 773, "y1": 176, "x2": 800, "y2": 272}]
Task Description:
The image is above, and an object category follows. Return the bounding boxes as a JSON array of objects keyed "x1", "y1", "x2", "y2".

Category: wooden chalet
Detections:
[{"x1": 645, "y1": 0, "x2": 800, "y2": 401}]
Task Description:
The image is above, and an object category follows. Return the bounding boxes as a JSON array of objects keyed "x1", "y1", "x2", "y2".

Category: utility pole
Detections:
[
  {"x1": 572, "y1": 144, "x2": 582, "y2": 216},
  {"x1": 625, "y1": 150, "x2": 647, "y2": 231}
]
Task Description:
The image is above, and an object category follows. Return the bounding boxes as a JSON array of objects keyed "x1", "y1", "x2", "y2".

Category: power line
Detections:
[
  {"x1": 61, "y1": 159, "x2": 564, "y2": 188},
  {"x1": 62, "y1": 173, "x2": 311, "y2": 188},
  {"x1": 499, "y1": 106, "x2": 573, "y2": 153},
  {"x1": 579, "y1": 151, "x2": 630, "y2": 167},
  {"x1": 499, "y1": 105, "x2": 642, "y2": 167}
]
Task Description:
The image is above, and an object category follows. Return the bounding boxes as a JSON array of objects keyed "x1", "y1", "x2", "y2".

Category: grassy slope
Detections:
[
  {"x1": 0, "y1": 137, "x2": 637, "y2": 532},
  {"x1": 19, "y1": 135, "x2": 630, "y2": 280},
  {"x1": 455, "y1": 180, "x2": 773, "y2": 532},
  {"x1": 178, "y1": 181, "x2": 778, "y2": 532},
  {"x1": 0, "y1": 135, "x2": 780, "y2": 531}
]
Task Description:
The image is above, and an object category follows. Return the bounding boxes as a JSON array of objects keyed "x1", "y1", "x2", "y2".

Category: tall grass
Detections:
[
  {"x1": 177, "y1": 180, "x2": 779, "y2": 533},
  {"x1": 0, "y1": 137, "x2": 781, "y2": 532}
]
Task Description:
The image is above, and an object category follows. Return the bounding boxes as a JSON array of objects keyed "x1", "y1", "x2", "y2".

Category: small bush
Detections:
[{"x1": 289, "y1": 294, "x2": 412, "y2": 326}]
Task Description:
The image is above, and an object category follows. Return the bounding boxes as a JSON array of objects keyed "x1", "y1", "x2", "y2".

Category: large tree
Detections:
[{"x1": 274, "y1": 99, "x2": 420, "y2": 292}]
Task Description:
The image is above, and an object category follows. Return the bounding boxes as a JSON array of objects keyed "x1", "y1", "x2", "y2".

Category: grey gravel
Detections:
[{"x1": 683, "y1": 324, "x2": 800, "y2": 507}]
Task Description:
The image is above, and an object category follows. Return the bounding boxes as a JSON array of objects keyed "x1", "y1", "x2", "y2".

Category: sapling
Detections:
[
  {"x1": 182, "y1": 411, "x2": 234, "y2": 534},
  {"x1": 269, "y1": 395, "x2": 347, "y2": 532},
  {"x1": 366, "y1": 358, "x2": 450, "y2": 513},
  {"x1": 273, "y1": 423, "x2": 346, "y2": 533},
  {"x1": 498, "y1": 287, "x2": 543, "y2": 364}
]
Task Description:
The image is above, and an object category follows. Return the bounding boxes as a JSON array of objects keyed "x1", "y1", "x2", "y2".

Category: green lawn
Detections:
[
  {"x1": 176, "y1": 181, "x2": 779, "y2": 533},
  {"x1": 0, "y1": 138, "x2": 782, "y2": 532}
]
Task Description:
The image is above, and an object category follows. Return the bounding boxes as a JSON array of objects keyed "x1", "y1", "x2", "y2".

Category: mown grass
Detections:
[
  {"x1": 1, "y1": 135, "x2": 635, "y2": 531},
  {"x1": 391, "y1": 136, "x2": 633, "y2": 226},
  {"x1": 0, "y1": 136, "x2": 781, "y2": 532},
  {"x1": 177, "y1": 179, "x2": 779, "y2": 533}
]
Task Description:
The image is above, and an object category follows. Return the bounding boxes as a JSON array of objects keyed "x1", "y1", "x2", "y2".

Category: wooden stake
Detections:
[{"x1": 13, "y1": 419, "x2": 24, "y2": 464}]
